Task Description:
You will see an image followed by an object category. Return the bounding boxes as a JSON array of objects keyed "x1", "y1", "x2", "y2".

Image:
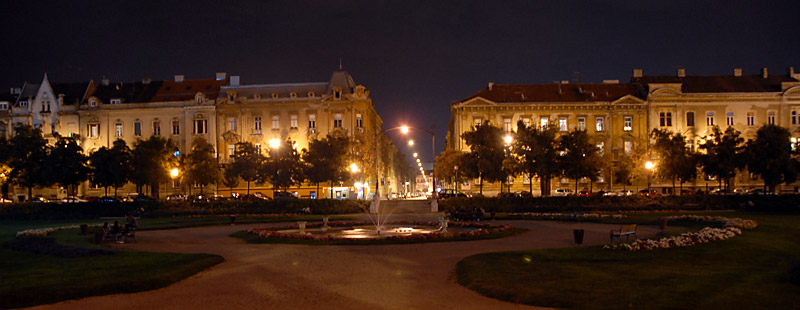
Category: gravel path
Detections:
[{"x1": 32, "y1": 216, "x2": 666, "y2": 310}]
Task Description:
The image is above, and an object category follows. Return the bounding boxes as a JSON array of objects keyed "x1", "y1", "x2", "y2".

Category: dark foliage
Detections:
[{"x1": 3, "y1": 236, "x2": 114, "y2": 257}]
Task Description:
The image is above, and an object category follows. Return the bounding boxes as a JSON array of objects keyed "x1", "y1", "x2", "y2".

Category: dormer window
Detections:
[
  {"x1": 195, "y1": 94, "x2": 204, "y2": 104},
  {"x1": 0, "y1": 102, "x2": 8, "y2": 110},
  {"x1": 290, "y1": 92, "x2": 297, "y2": 99},
  {"x1": 89, "y1": 99, "x2": 97, "y2": 107},
  {"x1": 19, "y1": 100, "x2": 28, "y2": 107},
  {"x1": 334, "y1": 88, "x2": 342, "y2": 100},
  {"x1": 271, "y1": 93, "x2": 279, "y2": 99},
  {"x1": 110, "y1": 98, "x2": 121, "y2": 104},
  {"x1": 307, "y1": 91, "x2": 315, "y2": 97}
]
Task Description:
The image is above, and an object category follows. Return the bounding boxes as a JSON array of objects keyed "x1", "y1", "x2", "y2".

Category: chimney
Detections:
[
  {"x1": 230, "y1": 76, "x2": 240, "y2": 86},
  {"x1": 677, "y1": 68, "x2": 686, "y2": 77},
  {"x1": 216, "y1": 72, "x2": 227, "y2": 81},
  {"x1": 733, "y1": 68, "x2": 742, "y2": 77},
  {"x1": 761, "y1": 67, "x2": 768, "y2": 78},
  {"x1": 488, "y1": 82, "x2": 494, "y2": 90},
  {"x1": 142, "y1": 77, "x2": 152, "y2": 84},
  {"x1": 602, "y1": 80, "x2": 619, "y2": 84},
  {"x1": 561, "y1": 80, "x2": 570, "y2": 84},
  {"x1": 101, "y1": 77, "x2": 110, "y2": 86},
  {"x1": 174, "y1": 75, "x2": 184, "y2": 83},
  {"x1": 633, "y1": 68, "x2": 643, "y2": 78}
]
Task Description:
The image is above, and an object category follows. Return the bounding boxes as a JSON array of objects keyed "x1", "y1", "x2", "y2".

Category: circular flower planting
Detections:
[
  {"x1": 245, "y1": 221, "x2": 515, "y2": 243},
  {"x1": 604, "y1": 215, "x2": 758, "y2": 251}
]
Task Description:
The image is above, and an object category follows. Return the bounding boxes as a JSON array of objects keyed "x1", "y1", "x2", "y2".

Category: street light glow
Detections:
[
  {"x1": 413, "y1": 152, "x2": 418, "y2": 158},
  {"x1": 645, "y1": 161, "x2": 655, "y2": 170},
  {"x1": 170, "y1": 168, "x2": 179, "y2": 178},
  {"x1": 408, "y1": 140, "x2": 414, "y2": 146},
  {"x1": 400, "y1": 126, "x2": 409, "y2": 134},
  {"x1": 504, "y1": 135, "x2": 514, "y2": 144},
  {"x1": 416, "y1": 158, "x2": 420, "y2": 162},
  {"x1": 349, "y1": 163, "x2": 359, "y2": 173},
  {"x1": 269, "y1": 138, "x2": 280, "y2": 149}
]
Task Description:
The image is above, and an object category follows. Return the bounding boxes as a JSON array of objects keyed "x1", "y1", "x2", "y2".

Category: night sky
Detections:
[{"x1": 3, "y1": 0, "x2": 799, "y2": 165}]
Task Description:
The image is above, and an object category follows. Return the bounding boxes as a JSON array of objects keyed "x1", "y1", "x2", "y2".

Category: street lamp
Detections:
[
  {"x1": 269, "y1": 138, "x2": 280, "y2": 149},
  {"x1": 504, "y1": 135, "x2": 514, "y2": 145},
  {"x1": 645, "y1": 161, "x2": 655, "y2": 194},
  {"x1": 170, "y1": 168, "x2": 180, "y2": 178},
  {"x1": 413, "y1": 152, "x2": 418, "y2": 158},
  {"x1": 349, "y1": 163, "x2": 359, "y2": 173}
]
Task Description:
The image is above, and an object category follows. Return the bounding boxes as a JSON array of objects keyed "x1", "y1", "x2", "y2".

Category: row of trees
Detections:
[{"x1": 436, "y1": 121, "x2": 800, "y2": 196}]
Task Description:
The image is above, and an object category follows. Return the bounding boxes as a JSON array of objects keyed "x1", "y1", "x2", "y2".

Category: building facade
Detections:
[{"x1": 446, "y1": 67, "x2": 800, "y2": 196}]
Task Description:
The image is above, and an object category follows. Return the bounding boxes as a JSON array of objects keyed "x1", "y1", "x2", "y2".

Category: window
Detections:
[
  {"x1": 747, "y1": 112, "x2": 755, "y2": 126},
  {"x1": 308, "y1": 114, "x2": 316, "y2": 130},
  {"x1": 172, "y1": 179, "x2": 181, "y2": 189},
  {"x1": 194, "y1": 119, "x2": 207, "y2": 134},
  {"x1": 254, "y1": 144, "x2": 261, "y2": 154},
  {"x1": 621, "y1": 116, "x2": 633, "y2": 131},
  {"x1": 254, "y1": 116, "x2": 262, "y2": 134},
  {"x1": 334, "y1": 88, "x2": 342, "y2": 100},
  {"x1": 115, "y1": 122, "x2": 123, "y2": 137},
  {"x1": 768, "y1": 111, "x2": 776, "y2": 125},
  {"x1": 19, "y1": 100, "x2": 28, "y2": 107},
  {"x1": 659, "y1": 112, "x2": 672, "y2": 127},
  {"x1": 522, "y1": 118, "x2": 531, "y2": 127},
  {"x1": 595, "y1": 117, "x2": 605, "y2": 131},
  {"x1": 134, "y1": 122, "x2": 142, "y2": 136},
  {"x1": 706, "y1": 112, "x2": 715, "y2": 127},
  {"x1": 228, "y1": 117, "x2": 237, "y2": 131},
  {"x1": 153, "y1": 121, "x2": 161, "y2": 136},
  {"x1": 503, "y1": 118, "x2": 512, "y2": 132},
  {"x1": 355, "y1": 114, "x2": 361, "y2": 129},
  {"x1": 540, "y1": 117, "x2": 548, "y2": 129},
  {"x1": 228, "y1": 144, "x2": 236, "y2": 160},
  {"x1": 172, "y1": 120, "x2": 180, "y2": 135},
  {"x1": 88, "y1": 123, "x2": 99, "y2": 138},
  {"x1": 727, "y1": 112, "x2": 734, "y2": 126},
  {"x1": 688, "y1": 139, "x2": 695, "y2": 152},
  {"x1": 195, "y1": 94, "x2": 203, "y2": 104},
  {"x1": 0, "y1": 102, "x2": 7, "y2": 110},
  {"x1": 577, "y1": 117, "x2": 586, "y2": 131},
  {"x1": 110, "y1": 98, "x2": 121, "y2": 104},
  {"x1": 272, "y1": 115, "x2": 280, "y2": 130},
  {"x1": 792, "y1": 137, "x2": 799, "y2": 152},
  {"x1": 474, "y1": 118, "x2": 482, "y2": 127},
  {"x1": 334, "y1": 113, "x2": 343, "y2": 128},
  {"x1": 792, "y1": 110, "x2": 798, "y2": 126},
  {"x1": 687, "y1": 112, "x2": 695, "y2": 127},
  {"x1": 559, "y1": 117, "x2": 568, "y2": 131},
  {"x1": 597, "y1": 142, "x2": 605, "y2": 156},
  {"x1": 624, "y1": 140, "x2": 633, "y2": 155}
]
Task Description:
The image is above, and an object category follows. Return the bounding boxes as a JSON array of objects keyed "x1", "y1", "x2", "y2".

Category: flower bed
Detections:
[
  {"x1": 605, "y1": 215, "x2": 758, "y2": 251},
  {"x1": 16, "y1": 225, "x2": 81, "y2": 237},
  {"x1": 509, "y1": 212, "x2": 627, "y2": 219},
  {"x1": 245, "y1": 221, "x2": 514, "y2": 242}
]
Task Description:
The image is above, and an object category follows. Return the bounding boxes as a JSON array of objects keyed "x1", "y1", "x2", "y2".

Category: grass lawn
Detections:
[
  {"x1": 457, "y1": 211, "x2": 800, "y2": 309},
  {"x1": 232, "y1": 227, "x2": 528, "y2": 246}
]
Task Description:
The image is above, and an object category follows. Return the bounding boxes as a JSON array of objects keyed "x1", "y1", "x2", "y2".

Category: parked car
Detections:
[
  {"x1": 273, "y1": 191, "x2": 298, "y2": 200},
  {"x1": 733, "y1": 188, "x2": 748, "y2": 195},
  {"x1": 132, "y1": 195, "x2": 157, "y2": 202},
  {"x1": 30, "y1": 196, "x2": 48, "y2": 203},
  {"x1": 497, "y1": 192, "x2": 520, "y2": 198},
  {"x1": 638, "y1": 189, "x2": 658, "y2": 197},
  {"x1": 577, "y1": 190, "x2": 592, "y2": 197},
  {"x1": 439, "y1": 189, "x2": 469, "y2": 198},
  {"x1": 618, "y1": 189, "x2": 634, "y2": 196},
  {"x1": 602, "y1": 191, "x2": 617, "y2": 197},
  {"x1": 680, "y1": 189, "x2": 696, "y2": 196},
  {"x1": 60, "y1": 196, "x2": 87, "y2": 203},
  {"x1": 188, "y1": 194, "x2": 210, "y2": 203},
  {"x1": 746, "y1": 188, "x2": 775, "y2": 195},
  {"x1": 0, "y1": 198, "x2": 13, "y2": 203},
  {"x1": 241, "y1": 194, "x2": 272, "y2": 201},
  {"x1": 166, "y1": 194, "x2": 187, "y2": 202},
  {"x1": 553, "y1": 188, "x2": 573, "y2": 197},
  {"x1": 98, "y1": 196, "x2": 119, "y2": 203},
  {"x1": 710, "y1": 188, "x2": 732, "y2": 195}
]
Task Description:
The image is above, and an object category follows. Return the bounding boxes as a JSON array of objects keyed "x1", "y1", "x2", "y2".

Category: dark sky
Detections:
[{"x1": 3, "y1": 0, "x2": 799, "y2": 165}]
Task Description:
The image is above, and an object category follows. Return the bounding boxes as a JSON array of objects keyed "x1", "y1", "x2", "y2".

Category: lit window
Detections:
[
  {"x1": 254, "y1": 143, "x2": 261, "y2": 154},
  {"x1": 134, "y1": 122, "x2": 142, "y2": 136},
  {"x1": 792, "y1": 110, "x2": 798, "y2": 126},
  {"x1": 706, "y1": 112, "x2": 715, "y2": 127},
  {"x1": 659, "y1": 112, "x2": 672, "y2": 127},
  {"x1": 172, "y1": 120, "x2": 180, "y2": 135},
  {"x1": 687, "y1": 112, "x2": 695, "y2": 127},
  {"x1": 88, "y1": 123, "x2": 99, "y2": 138},
  {"x1": 504, "y1": 118, "x2": 512, "y2": 132},
  {"x1": 688, "y1": 139, "x2": 695, "y2": 152},
  {"x1": 597, "y1": 142, "x2": 605, "y2": 156},
  {"x1": 115, "y1": 122, "x2": 123, "y2": 137},
  {"x1": 254, "y1": 116, "x2": 262, "y2": 134},
  {"x1": 272, "y1": 115, "x2": 280, "y2": 130},
  {"x1": 624, "y1": 141, "x2": 633, "y2": 155},
  {"x1": 153, "y1": 121, "x2": 161, "y2": 136},
  {"x1": 596, "y1": 117, "x2": 605, "y2": 131},
  {"x1": 768, "y1": 111, "x2": 776, "y2": 125},
  {"x1": 474, "y1": 118, "x2": 482, "y2": 127},
  {"x1": 522, "y1": 118, "x2": 531, "y2": 127},
  {"x1": 194, "y1": 119, "x2": 207, "y2": 134},
  {"x1": 540, "y1": 117, "x2": 548, "y2": 129},
  {"x1": 19, "y1": 100, "x2": 28, "y2": 107},
  {"x1": 0, "y1": 102, "x2": 7, "y2": 110},
  {"x1": 747, "y1": 112, "x2": 755, "y2": 127},
  {"x1": 559, "y1": 117, "x2": 568, "y2": 131},
  {"x1": 727, "y1": 112, "x2": 734, "y2": 127},
  {"x1": 334, "y1": 113, "x2": 343, "y2": 128},
  {"x1": 577, "y1": 117, "x2": 586, "y2": 131},
  {"x1": 228, "y1": 117, "x2": 237, "y2": 131},
  {"x1": 791, "y1": 137, "x2": 799, "y2": 151},
  {"x1": 110, "y1": 98, "x2": 121, "y2": 104},
  {"x1": 355, "y1": 114, "x2": 361, "y2": 129},
  {"x1": 308, "y1": 114, "x2": 316, "y2": 130},
  {"x1": 623, "y1": 116, "x2": 632, "y2": 131},
  {"x1": 228, "y1": 144, "x2": 236, "y2": 160}
]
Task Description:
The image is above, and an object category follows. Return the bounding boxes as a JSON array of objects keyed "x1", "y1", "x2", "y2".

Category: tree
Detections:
[
  {"x1": 558, "y1": 129, "x2": 601, "y2": 193},
  {"x1": 184, "y1": 137, "x2": 220, "y2": 195},
  {"x1": 262, "y1": 139, "x2": 304, "y2": 192},
  {"x1": 47, "y1": 133, "x2": 89, "y2": 197},
  {"x1": 698, "y1": 126, "x2": 744, "y2": 190},
  {"x1": 7, "y1": 124, "x2": 49, "y2": 200},
  {"x1": 229, "y1": 142, "x2": 263, "y2": 195},
  {"x1": 613, "y1": 153, "x2": 636, "y2": 190},
  {"x1": 513, "y1": 121, "x2": 560, "y2": 196},
  {"x1": 460, "y1": 121, "x2": 505, "y2": 195},
  {"x1": 222, "y1": 167, "x2": 240, "y2": 195},
  {"x1": 303, "y1": 136, "x2": 349, "y2": 198},
  {"x1": 745, "y1": 124, "x2": 798, "y2": 192},
  {"x1": 0, "y1": 137, "x2": 11, "y2": 199},
  {"x1": 651, "y1": 129, "x2": 699, "y2": 193},
  {"x1": 435, "y1": 149, "x2": 469, "y2": 190},
  {"x1": 131, "y1": 136, "x2": 175, "y2": 199},
  {"x1": 91, "y1": 139, "x2": 133, "y2": 197}
]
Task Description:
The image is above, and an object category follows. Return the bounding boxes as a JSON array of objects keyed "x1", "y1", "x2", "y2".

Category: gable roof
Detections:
[
  {"x1": 51, "y1": 82, "x2": 91, "y2": 105},
  {"x1": 632, "y1": 74, "x2": 798, "y2": 93},
  {"x1": 87, "y1": 81, "x2": 163, "y2": 104},
  {"x1": 460, "y1": 83, "x2": 642, "y2": 104},
  {"x1": 14, "y1": 83, "x2": 40, "y2": 106}
]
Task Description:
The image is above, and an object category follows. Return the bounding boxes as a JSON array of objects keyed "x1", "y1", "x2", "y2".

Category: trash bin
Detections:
[{"x1": 573, "y1": 229, "x2": 584, "y2": 245}]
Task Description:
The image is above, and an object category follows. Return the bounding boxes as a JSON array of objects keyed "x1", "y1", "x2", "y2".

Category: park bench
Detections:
[{"x1": 610, "y1": 224, "x2": 638, "y2": 243}]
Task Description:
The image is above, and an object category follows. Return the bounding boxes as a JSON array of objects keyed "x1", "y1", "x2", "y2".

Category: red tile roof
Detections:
[
  {"x1": 150, "y1": 78, "x2": 227, "y2": 102},
  {"x1": 632, "y1": 74, "x2": 798, "y2": 93},
  {"x1": 460, "y1": 83, "x2": 641, "y2": 103}
]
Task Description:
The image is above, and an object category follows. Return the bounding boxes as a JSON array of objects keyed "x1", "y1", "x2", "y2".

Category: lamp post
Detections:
[{"x1": 645, "y1": 161, "x2": 655, "y2": 194}]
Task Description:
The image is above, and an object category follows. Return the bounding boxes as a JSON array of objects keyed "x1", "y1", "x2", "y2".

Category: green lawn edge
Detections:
[{"x1": 231, "y1": 227, "x2": 529, "y2": 246}]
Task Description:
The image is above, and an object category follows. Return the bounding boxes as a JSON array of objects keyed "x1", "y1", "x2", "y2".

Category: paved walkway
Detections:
[{"x1": 33, "y1": 213, "x2": 667, "y2": 310}]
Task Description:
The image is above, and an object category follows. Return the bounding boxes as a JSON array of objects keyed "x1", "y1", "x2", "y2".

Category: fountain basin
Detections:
[{"x1": 245, "y1": 221, "x2": 515, "y2": 242}]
